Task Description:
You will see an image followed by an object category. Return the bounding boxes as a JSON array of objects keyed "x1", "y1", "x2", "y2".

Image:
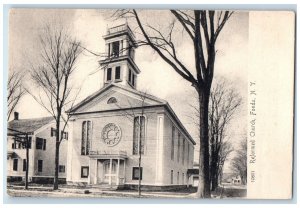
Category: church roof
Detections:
[
  {"x1": 67, "y1": 83, "x2": 196, "y2": 145},
  {"x1": 8, "y1": 116, "x2": 54, "y2": 134}
]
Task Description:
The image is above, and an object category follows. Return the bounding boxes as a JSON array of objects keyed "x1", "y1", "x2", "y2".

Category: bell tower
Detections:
[{"x1": 99, "y1": 23, "x2": 140, "y2": 89}]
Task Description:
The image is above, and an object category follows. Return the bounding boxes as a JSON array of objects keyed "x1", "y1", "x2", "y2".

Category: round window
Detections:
[{"x1": 101, "y1": 123, "x2": 122, "y2": 146}]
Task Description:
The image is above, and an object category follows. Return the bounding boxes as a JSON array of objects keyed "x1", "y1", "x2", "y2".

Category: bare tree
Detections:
[
  {"x1": 113, "y1": 9, "x2": 233, "y2": 198},
  {"x1": 7, "y1": 70, "x2": 26, "y2": 121},
  {"x1": 28, "y1": 24, "x2": 82, "y2": 190},
  {"x1": 217, "y1": 141, "x2": 233, "y2": 186},
  {"x1": 208, "y1": 79, "x2": 242, "y2": 191},
  {"x1": 231, "y1": 137, "x2": 247, "y2": 185},
  {"x1": 189, "y1": 77, "x2": 241, "y2": 191}
]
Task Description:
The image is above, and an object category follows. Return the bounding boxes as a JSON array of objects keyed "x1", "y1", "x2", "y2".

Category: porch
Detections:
[{"x1": 88, "y1": 150, "x2": 128, "y2": 186}]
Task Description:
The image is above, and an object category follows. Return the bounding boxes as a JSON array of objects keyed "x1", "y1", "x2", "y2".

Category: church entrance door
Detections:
[{"x1": 103, "y1": 159, "x2": 117, "y2": 185}]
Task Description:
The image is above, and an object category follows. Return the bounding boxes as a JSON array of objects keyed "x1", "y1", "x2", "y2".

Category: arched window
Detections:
[
  {"x1": 81, "y1": 121, "x2": 92, "y2": 155},
  {"x1": 133, "y1": 116, "x2": 145, "y2": 155},
  {"x1": 107, "y1": 97, "x2": 117, "y2": 104}
]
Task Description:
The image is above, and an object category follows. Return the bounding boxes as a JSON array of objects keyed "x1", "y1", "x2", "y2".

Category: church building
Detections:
[{"x1": 66, "y1": 24, "x2": 195, "y2": 189}]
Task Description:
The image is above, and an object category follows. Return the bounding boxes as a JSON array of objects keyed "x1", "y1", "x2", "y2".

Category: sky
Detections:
[{"x1": 9, "y1": 9, "x2": 248, "y2": 169}]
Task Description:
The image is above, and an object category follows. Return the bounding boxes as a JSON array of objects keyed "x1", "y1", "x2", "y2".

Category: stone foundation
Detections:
[
  {"x1": 7, "y1": 176, "x2": 66, "y2": 184},
  {"x1": 120, "y1": 184, "x2": 189, "y2": 191},
  {"x1": 66, "y1": 181, "x2": 88, "y2": 187}
]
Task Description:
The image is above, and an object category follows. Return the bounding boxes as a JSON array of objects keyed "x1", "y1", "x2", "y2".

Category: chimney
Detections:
[{"x1": 14, "y1": 112, "x2": 19, "y2": 120}]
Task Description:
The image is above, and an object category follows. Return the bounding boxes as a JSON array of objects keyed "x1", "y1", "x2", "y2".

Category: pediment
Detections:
[{"x1": 70, "y1": 84, "x2": 165, "y2": 114}]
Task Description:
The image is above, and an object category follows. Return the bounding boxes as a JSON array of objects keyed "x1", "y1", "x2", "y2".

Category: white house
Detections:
[{"x1": 7, "y1": 113, "x2": 68, "y2": 183}]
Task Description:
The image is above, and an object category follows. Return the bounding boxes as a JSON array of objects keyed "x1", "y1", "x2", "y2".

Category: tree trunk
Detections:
[
  {"x1": 210, "y1": 156, "x2": 218, "y2": 191},
  {"x1": 196, "y1": 88, "x2": 211, "y2": 198},
  {"x1": 212, "y1": 171, "x2": 218, "y2": 191},
  {"x1": 242, "y1": 170, "x2": 247, "y2": 185},
  {"x1": 53, "y1": 118, "x2": 60, "y2": 190},
  {"x1": 219, "y1": 170, "x2": 223, "y2": 185}
]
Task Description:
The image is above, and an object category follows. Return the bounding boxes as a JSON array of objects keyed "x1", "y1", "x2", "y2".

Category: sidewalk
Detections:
[{"x1": 7, "y1": 185, "x2": 195, "y2": 198}]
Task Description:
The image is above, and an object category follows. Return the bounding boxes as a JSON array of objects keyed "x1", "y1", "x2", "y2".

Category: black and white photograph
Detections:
[{"x1": 5, "y1": 8, "x2": 294, "y2": 200}]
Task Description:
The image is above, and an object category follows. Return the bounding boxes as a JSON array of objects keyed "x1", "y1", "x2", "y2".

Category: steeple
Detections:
[{"x1": 99, "y1": 23, "x2": 140, "y2": 89}]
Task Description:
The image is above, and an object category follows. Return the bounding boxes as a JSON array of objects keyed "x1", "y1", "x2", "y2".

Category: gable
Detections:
[{"x1": 70, "y1": 85, "x2": 165, "y2": 114}]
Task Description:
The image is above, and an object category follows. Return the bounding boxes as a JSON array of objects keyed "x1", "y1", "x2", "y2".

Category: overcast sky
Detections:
[{"x1": 9, "y1": 9, "x2": 248, "y2": 166}]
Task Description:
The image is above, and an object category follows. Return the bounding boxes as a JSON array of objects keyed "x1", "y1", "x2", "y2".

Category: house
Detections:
[
  {"x1": 7, "y1": 113, "x2": 68, "y2": 183},
  {"x1": 221, "y1": 172, "x2": 241, "y2": 184},
  {"x1": 66, "y1": 24, "x2": 196, "y2": 190},
  {"x1": 187, "y1": 163, "x2": 200, "y2": 187},
  {"x1": 231, "y1": 175, "x2": 242, "y2": 184}
]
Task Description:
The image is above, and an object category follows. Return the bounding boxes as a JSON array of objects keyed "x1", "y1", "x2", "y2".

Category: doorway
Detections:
[{"x1": 103, "y1": 160, "x2": 117, "y2": 185}]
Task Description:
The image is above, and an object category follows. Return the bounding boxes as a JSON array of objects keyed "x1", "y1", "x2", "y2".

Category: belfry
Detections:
[{"x1": 99, "y1": 24, "x2": 140, "y2": 89}]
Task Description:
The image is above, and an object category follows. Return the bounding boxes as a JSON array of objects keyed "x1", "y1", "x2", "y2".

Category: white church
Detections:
[{"x1": 66, "y1": 24, "x2": 195, "y2": 190}]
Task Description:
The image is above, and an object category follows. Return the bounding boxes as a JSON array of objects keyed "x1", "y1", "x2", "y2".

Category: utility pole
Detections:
[
  {"x1": 138, "y1": 116, "x2": 142, "y2": 197},
  {"x1": 115, "y1": 92, "x2": 146, "y2": 197},
  {"x1": 138, "y1": 101, "x2": 145, "y2": 197}
]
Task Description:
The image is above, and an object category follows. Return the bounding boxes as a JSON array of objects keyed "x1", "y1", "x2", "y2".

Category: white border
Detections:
[{"x1": 1, "y1": 1, "x2": 299, "y2": 208}]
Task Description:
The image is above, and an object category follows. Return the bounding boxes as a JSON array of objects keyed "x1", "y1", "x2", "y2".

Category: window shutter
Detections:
[
  {"x1": 13, "y1": 159, "x2": 18, "y2": 171},
  {"x1": 36, "y1": 139, "x2": 39, "y2": 149},
  {"x1": 28, "y1": 137, "x2": 32, "y2": 149},
  {"x1": 108, "y1": 43, "x2": 111, "y2": 57},
  {"x1": 43, "y1": 139, "x2": 46, "y2": 150},
  {"x1": 51, "y1": 128, "x2": 54, "y2": 137},
  {"x1": 38, "y1": 160, "x2": 43, "y2": 172},
  {"x1": 23, "y1": 159, "x2": 26, "y2": 171}
]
